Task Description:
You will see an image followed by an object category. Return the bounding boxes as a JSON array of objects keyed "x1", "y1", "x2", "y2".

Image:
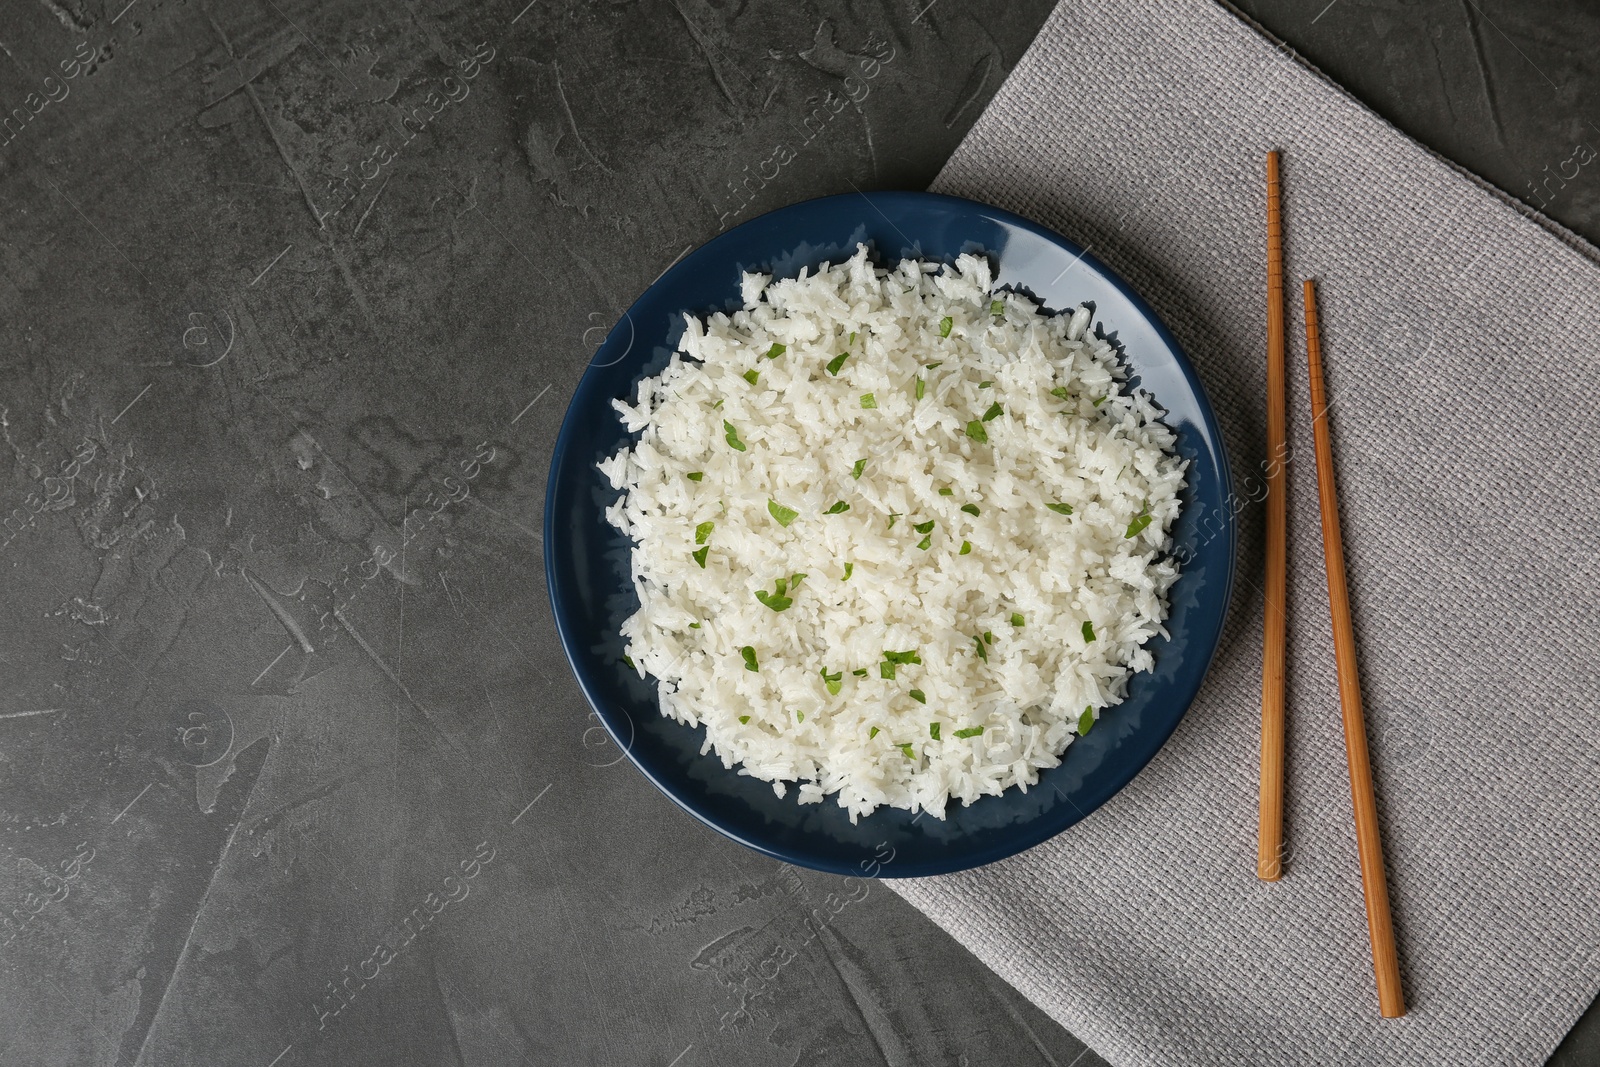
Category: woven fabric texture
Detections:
[{"x1": 890, "y1": 3, "x2": 1600, "y2": 1065}]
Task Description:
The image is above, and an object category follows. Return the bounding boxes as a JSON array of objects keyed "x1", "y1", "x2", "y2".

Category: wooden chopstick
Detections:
[
  {"x1": 1257, "y1": 150, "x2": 1289, "y2": 882},
  {"x1": 1303, "y1": 279, "x2": 1406, "y2": 1019}
]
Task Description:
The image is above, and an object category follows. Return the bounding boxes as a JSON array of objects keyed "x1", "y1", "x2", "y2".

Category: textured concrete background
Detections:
[{"x1": 0, "y1": 2, "x2": 1593, "y2": 1066}]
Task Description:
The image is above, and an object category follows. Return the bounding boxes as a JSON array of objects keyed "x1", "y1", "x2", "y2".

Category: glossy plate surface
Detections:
[{"x1": 545, "y1": 192, "x2": 1235, "y2": 878}]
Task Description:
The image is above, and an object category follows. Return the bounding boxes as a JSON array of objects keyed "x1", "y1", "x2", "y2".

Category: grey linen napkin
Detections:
[{"x1": 889, "y1": 2, "x2": 1600, "y2": 1065}]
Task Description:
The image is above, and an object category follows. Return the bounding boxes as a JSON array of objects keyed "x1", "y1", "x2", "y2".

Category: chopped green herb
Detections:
[
  {"x1": 1078, "y1": 706, "x2": 1095, "y2": 735},
  {"x1": 849, "y1": 331, "x2": 857, "y2": 344},
  {"x1": 765, "y1": 343, "x2": 786, "y2": 359},
  {"x1": 979, "y1": 381, "x2": 994, "y2": 389},
  {"x1": 739, "y1": 715, "x2": 751, "y2": 724},
  {"x1": 915, "y1": 377, "x2": 925, "y2": 400},
  {"x1": 1011, "y1": 612, "x2": 1025, "y2": 627},
  {"x1": 689, "y1": 622, "x2": 701, "y2": 628},
  {"x1": 824, "y1": 500, "x2": 850, "y2": 515},
  {"x1": 982, "y1": 401, "x2": 1003, "y2": 421},
  {"x1": 774, "y1": 577, "x2": 789, "y2": 596},
  {"x1": 883, "y1": 651, "x2": 922, "y2": 665},
  {"x1": 959, "y1": 540, "x2": 972, "y2": 555},
  {"x1": 954, "y1": 726, "x2": 984, "y2": 739},
  {"x1": 623, "y1": 654, "x2": 635, "y2": 669},
  {"x1": 972, "y1": 635, "x2": 988, "y2": 662},
  {"x1": 960, "y1": 503, "x2": 980, "y2": 516},
  {"x1": 965, "y1": 420, "x2": 988, "y2": 443},
  {"x1": 742, "y1": 369, "x2": 759, "y2": 385},
  {"x1": 1050, "y1": 387, "x2": 1070, "y2": 400},
  {"x1": 1082, "y1": 620, "x2": 1096, "y2": 642},
  {"x1": 989, "y1": 299, "x2": 1005, "y2": 317},
  {"x1": 939, "y1": 316, "x2": 953, "y2": 338},
  {"x1": 687, "y1": 471, "x2": 704, "y2": 481},
  {"x1": 826, "y1": 352, "x2": 850, "y2": 375},
  {"x1": 695, "y1": 521, "x2": 714, "y2": 545},
  {"x1": 897, "y1": 742, "x2": 916, "y2": 760},
  {"x1": 983, "y1": 631, "x2": 993, "y2": 644},
  {"x1": 929, "y1": 722, "x2": 942, "y2": 740},
  {"x1": 909, "y1": 689, "x2": 927, "y2": 704},
  {"x1": 925, "y1": 361, "x2": 943, "y2": 370},
  {"x1": 938, "y1": 487, "x2": 954, "y2": 496},
  {"x1": 767, "y1": 499, "x2": 799, "y2": 527},
  {"x1": 1093, "y1": 395, "x2": 1107, "y2": 407},
  {"x1": 1045, "y1": 503, "x2": 1074, "y2": 515},
  {"x1": 790, "y1": 573, "x2": 807, "y2": 589},
  {"x1": 740, "y1": 646, "x2": 759, "y2": 672},
  {"x1": 887, "y1": 513, "x2": 901, "y2": 529},
  {"x1": 913, "y1": 520, "x2": 936, "y2": 534},
  {"x1": 820, "y1": 668, "x2": 843, "y2": 695},
  {"x1": 851, "y1": 459, "x2": 867, "y2": 479},
  {"x1": 843, "y1": 562, "x2": 854, "y2": 580},
  {"x1": 1125, "y1": 503, "x2": 1153, "y2": 539},
  {"x1": 869, "y1": 726, "x2": 880, "y2": 738},
  {"x1": 713, "y1": 398, "x2": 724, "y2": 409},
  {"x1": 723, "y1": 420, "x2": 746, "y2": 451},
  {"x1": 859, "y1": 393, "x2": 877, "y2": 409},
  {"x1": 692, "y1": 547, "x2": 710, "y2": 568},
  {"x1": 795, "y1": 710, "x2": 805, "y2": 723},
  {"x1": 754, "y1": 588, "x2": 793, "y2": 612},
  {"x1": 852, "y1": 668, "x2": 869, "y2": 677},
  {"x1": 880, "y1": 662, "x2": 896, "y2": 680},
  {"x1": 916, "y1": 534, "x2": 932, "y2": 550}
]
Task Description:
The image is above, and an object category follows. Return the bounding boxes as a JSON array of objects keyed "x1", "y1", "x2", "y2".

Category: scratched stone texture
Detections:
[{"x1": 0, "y1": 1, "x2": 1595, "y2": 1066}]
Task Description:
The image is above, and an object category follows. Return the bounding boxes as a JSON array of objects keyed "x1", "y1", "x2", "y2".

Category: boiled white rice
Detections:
[{"x1": 600, "y1": 246, "x2": 1186, "y2": 821}]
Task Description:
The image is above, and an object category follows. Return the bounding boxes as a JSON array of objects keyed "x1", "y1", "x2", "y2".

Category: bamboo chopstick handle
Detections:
[
  {"x1": 1258, "y1": 150, "x2": 1289, "y2": 881},
  {"x1": 1303, "y1": 279, "x2": 1406, "y2": 1019}
]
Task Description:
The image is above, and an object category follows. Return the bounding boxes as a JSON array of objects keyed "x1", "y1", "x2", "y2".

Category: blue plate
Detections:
[{"x1": 545, "y1": 191, "x2": 1235, "y2": 878}]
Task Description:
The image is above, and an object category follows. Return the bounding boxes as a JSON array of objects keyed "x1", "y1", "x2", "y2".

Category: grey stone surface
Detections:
[{"x1": 0, "y1": 2, "x2": 1590, "y2": 1066}]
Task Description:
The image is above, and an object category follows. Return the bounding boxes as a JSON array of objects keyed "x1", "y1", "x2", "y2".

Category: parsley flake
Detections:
[
  {"x1": 965, "y1": 420, "x2": 988, "y2": 443},
  {"x1": 851, "y1": 459, "x2": 867, "y2": 479},
  {"x1": 1011, "y1": 613, "x2": 1025, "y2": 627},
  {"x1": 843, "y1": 562, "x2": 854, "y2": 580},
  {"x1": 972, "y1": 635, "x2": 988, "y2": 662},
  {"x1": 869, "y1": 726, "x2": 880, "y2": 738},
  {"x1": 740, "y1": 646, "x2": 759, "y2": 672},
  {"x1": 915, "y1": 377, "x2": 925, "y2": 400},
  {"x1": 913, "y1": 520, "x2": 936, "y2": 534},
  {"x1": 989, "y1": 299, "x2": 1004, "y2": 316},
  {"x1": 1045, "y1": 503, "x2": 1074, "y2": 515},
  {"x1": 1125, "y1": 503, "x2": 1153, "y2": 539},
  {"x1": 824, "y1": 500, "x2": 850, "y2": 515},
  {"x1": 765, "y1": 343, "x2": 786, "y2": 359},
  {"x1": 929, "y1": 722, "x2": 942, "y2": 740},
  {"x1": 982, "y1": 401, "x2": 1003, "y2": 421},
  {"x1": 959, "y1": 540, "x2": 972, "y2": 555},
  {"x1": 687, "y1": 471, "x2": 704, "y2": 481},
  {"x1": 859, "y1": 393, "x2": 877, "y2": 409},
  {"x1": 694, "y1": 521, "x2": 714, "y2": 545},
  {"x1": 897, "y1": 742, "x2": 916, "y2": 759},
  {"x1": 954, "y1": 726, "x2": 984, "y2": 739},
  {"x1": 1082, "y1": 620, "x2": 1096, "y2": 642},
  {"x1": 739, "y1": 715, "x2": 751, "y2": 724},
  {"x1": 742, "y1": 369, "x2": 759, "y2": 385},
  {"x1": 820, "y1": 668, "x2": 843, "y2": 695},
  {"x1": 1078, "y1": 707, "x2": 1095, "y2": 735},
  {"x1": 692, "y1": 547, "x2": 709, "y2": 568},
  {"x1": 939, "y1": 316, "x2": 953, "y2": 338},
  {"x1": 909, "y1": 689, "x2": 927, "y2": 704},
  {"x1": 723, "y1": 421, "x2": 746, "y2": 451},
  {"x1": 767, "y1": 499, "x2": 799, "y2": 527},
  {"x1": 960, "y1": 503, "x2": 980, "y2": 516},
  {"x1": 826, "y1": 352, "x2": 850, "y2": 375},
  {"x1": 1051, "y1": 387, "x2": 1070, "y2": 400}
]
